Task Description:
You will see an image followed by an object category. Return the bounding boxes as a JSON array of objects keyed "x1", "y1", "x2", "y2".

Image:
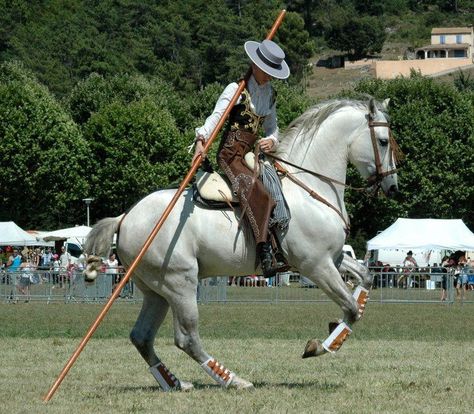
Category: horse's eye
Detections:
[{"x1": 379, "y1": 138, "x2": 388, "y2": 147}]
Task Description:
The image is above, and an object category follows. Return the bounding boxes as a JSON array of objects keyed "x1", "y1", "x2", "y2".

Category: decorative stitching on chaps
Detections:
[{"x1": 217, "y1": 129, "x2": 275, "y2": 244}]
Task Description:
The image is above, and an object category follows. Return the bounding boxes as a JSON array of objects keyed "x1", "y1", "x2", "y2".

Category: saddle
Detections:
[{"x1": 193, "y1": 153, "x2": 259, "y2": 209}]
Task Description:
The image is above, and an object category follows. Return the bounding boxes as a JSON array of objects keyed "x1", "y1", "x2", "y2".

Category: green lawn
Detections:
[{"x1": 1, "y1": 302, "x2": 473, "y2": 413}]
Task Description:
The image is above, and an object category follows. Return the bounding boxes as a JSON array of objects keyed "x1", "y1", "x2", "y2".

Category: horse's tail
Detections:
[{"x1": 83, "y1": 214, "x2": 124, "y2": 281}]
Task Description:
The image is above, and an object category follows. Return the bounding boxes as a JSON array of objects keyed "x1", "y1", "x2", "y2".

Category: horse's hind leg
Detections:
[
  {"x1": 130, "y1": 289, "x2": 193, "y2": 391},
  {"x1": 166, "y1": 281, "x2": 254, "y2": 390}
]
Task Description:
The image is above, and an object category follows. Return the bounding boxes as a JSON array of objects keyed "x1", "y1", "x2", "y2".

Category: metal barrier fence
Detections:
[
  {"x1": 197, "y1": 269, "x2": 474, "y2": 305},
  {"x1": 0, "y1": 270, "x2": 141, "y2": 304},
  {"x1": 2, "y1": 268, "x2": 472, "y2": 304}
]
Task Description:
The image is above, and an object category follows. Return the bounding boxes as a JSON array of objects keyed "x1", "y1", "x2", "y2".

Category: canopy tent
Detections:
[
  {"x1": 26, "y1": 230, "x2": 55, "y2": 247},
  {"x1": 41, "y1": 225, "x2": 92, "y2": 246},
  {"x1": 367, "y1": 218, "x2": 474, "y2": 251},
  {"x1": 0, "y1": 221, "x2": 38, "y2": 246}
]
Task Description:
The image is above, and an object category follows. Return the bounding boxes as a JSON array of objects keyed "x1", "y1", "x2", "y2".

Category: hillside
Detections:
[
  {"x1": 305, "y1": 40, "x2": 472, "y2": 101},
  {"x1": 306, "y1": 65, "x2": 374, "y2": 101}
]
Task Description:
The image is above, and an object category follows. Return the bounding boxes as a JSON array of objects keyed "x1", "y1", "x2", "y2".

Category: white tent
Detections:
[
  {"x1": 26, "y1": 230, "x2": 55, "y2": 247},
  {"x1": 367, "y1": 218, "x2": 474, "y2": 251},
  {"x1": 0, "y1": 221, "x2": 38, "y2": 246},
  {"x1": 42, "y1": 225, "x2": 92, "y2": 246}
]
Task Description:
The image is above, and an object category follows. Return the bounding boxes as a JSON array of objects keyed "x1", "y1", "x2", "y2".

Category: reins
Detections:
[
  {"x1": 272, "y1": 160, "x2": 351, "y2": 234},
  {"x1": 263, "y1": 152, "x2": 366, "y2": 191}
]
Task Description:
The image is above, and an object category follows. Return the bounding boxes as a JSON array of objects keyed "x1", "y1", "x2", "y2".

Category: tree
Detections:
[
  {"x1": 286, "y1": 0, "x2": 318, "y2": 34},
  {"x1": 8, "y1": 1, "x2": 125, "y2": 97},
  {"x1": 326, "y1": 16, "x2": 386, "y2": 58},
  {"x1": 271, "y1": 11, "x2": 315, "y2": 84},
  {"x1": 437, "y1": 0, "x2": 459, "y2": 12},
  {"x1": 353, "y1": 0, "x2": 385, "y2": 15},
  {"x1": 67, "y1": 73, "x2": 193, "y2": 129},
  {"x1": 83, "y1": 98, "x2": 189, "y2": 219},
  {"x1": 273, "y1": 81, "x2": 315, "y2": 127},
  {"x1": 0, "y1": 61, "x2": 90, "y2": 228}
]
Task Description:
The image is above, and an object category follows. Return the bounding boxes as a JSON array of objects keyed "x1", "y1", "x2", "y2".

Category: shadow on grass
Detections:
[
  {"x1": 253, "y1": 381, "x2": 344, "y2": 391},
  {"x1": 111, "y1": 380, "x2": 344, "y2": 393},
  {"x1": 111, "y1": 384, "x2": 220, "y2": 392}
]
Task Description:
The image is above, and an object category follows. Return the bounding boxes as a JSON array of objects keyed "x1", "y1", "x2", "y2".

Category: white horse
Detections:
[{"x1": 84, "y1": 98, "x2": 399, "y2": 390}]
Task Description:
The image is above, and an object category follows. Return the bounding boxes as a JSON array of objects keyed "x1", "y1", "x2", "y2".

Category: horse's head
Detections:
[{"x1": 349, "y1": 98, "x2": 400, "y2": 198}]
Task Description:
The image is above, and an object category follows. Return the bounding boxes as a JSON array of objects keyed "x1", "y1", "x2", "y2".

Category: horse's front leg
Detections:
[
  {"x1": 165, "y1": 275, "x2": 254, "y2": 390},
  {"x1": 302, "y1": 262, "x2": 367, "y2": 358}
]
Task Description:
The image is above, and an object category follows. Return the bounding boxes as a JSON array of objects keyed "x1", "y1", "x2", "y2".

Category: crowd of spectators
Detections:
[
  {"x1": 366, "y1": 250, "x2": 473, "y2": 300},
  {"x1": 0, "y1": 245, "x2": 133, "y2": 301},
  {"x1": 0, "y1": 246, "x2": 81, "y2": 296},
  {"x1": 1, "y1": 244, "x2": 472, "y2": 303}
]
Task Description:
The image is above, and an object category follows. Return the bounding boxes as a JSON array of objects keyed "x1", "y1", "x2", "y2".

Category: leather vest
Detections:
[{"x1": 227, "y1": 87, "x2": 276, "y2": 135}]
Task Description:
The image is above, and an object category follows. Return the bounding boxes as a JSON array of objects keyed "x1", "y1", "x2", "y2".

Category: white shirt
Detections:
[
  {"x1": 106, "y1": 259, "x2": 119, "y2": 274},
  {"x1": 195, "y1": 75, "x2": 279, "y2": 144},
  {"x1": 60, "y1": 252, "x2": 71, "y2": 269}
]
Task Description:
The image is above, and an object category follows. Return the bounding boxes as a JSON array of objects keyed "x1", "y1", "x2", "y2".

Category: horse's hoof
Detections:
[
  {"x1": 302, "y1": 339, "x2": 326, "y2": 358},
  {"x1": 228, "y1": 375, "x2": 254, "y2": 390},
  {"x1": 178, "y1": 381, "x2": 194, "y2": 391}
]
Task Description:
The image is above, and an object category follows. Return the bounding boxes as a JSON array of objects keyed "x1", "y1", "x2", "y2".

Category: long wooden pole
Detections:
[{"x1": 43, "y1": 9, "x2": 286, "y2": 403}]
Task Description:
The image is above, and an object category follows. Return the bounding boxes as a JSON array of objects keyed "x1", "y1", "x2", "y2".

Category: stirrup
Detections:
[{"x1": 259, "y1": 242, "x2": 289, "y2": 278}]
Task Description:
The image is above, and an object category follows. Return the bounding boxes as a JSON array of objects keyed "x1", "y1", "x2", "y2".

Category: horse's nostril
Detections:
[{"x1": 387, "y1": 185, "x2": 398, "y2": 198}]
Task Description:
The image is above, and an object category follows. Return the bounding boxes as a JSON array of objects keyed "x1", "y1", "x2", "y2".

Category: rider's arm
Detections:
[
  {"x1": 260, "y1": 101, "x2": 278, "y2": 151},
  {"x1": 195, "y1": 82, "x2": 240, "y2": 142}
]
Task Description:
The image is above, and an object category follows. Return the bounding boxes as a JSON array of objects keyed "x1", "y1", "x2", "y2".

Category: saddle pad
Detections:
[{"x1": 195, "y1": 170, "x2": 238, "y2": 203}]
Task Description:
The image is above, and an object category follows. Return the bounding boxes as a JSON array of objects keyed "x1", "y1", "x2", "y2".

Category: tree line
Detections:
[
  {"x1": 0, "y1": 0, "x2": 313, "y2": 97},
  {"x1": 2, "y1": 1, "x2": 474, "y2": 97}
]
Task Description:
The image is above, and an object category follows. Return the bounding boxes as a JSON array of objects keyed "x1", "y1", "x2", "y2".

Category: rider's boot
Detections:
[{"x1": 258, "y1": 241, "x2": 288, "y2": 278}]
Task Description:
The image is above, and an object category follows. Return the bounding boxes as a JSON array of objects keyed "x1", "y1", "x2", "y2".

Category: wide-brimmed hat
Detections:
[{"x1": 244, "y1": 40, "x2": 290, "y2": 80}]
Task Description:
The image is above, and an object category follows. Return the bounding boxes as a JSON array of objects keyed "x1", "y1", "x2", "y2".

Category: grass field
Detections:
[{"x1": 1, "y1": 302, "x2": 473, "y2": 413}]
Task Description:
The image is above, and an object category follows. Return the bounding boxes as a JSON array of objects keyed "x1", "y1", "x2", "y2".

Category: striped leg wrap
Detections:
[
  {"x1": 322, "y1": 322, "x2": 352, "y2": 353},
  {"x1": 149, "y1": 362, "x2": 180, "y2": 391},
  {"x1": 201, "y1": 358, "x2": 234, "y2": 387},
  {"x1": 353, "y1": 286, "x2": 369, "y2": 317}
]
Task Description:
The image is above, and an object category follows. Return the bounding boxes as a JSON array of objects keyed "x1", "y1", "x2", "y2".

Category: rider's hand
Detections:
[
  {"x1": 258, "y1": 137, "x2": 275, "y2": 152},
  {"x1": 192, "y1": 140, "x2": 205, "y2": 165}
]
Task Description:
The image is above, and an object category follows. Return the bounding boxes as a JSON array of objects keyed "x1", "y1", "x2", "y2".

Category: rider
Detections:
[{"x1": 192, "y1": 39, "x2": 289, "y2": 277}]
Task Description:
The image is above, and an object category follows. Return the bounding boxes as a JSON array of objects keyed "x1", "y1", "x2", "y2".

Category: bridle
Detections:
[
  {"x1": 264, "y1": 114, "x2": 402, "y2": 233},
  {"x1": 366, "y1": 120, "x2": 400, "y2": 187}
]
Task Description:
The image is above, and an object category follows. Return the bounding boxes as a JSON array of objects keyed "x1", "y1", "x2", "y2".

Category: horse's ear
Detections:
[
  {"x1": 369, "y1": 98, "x2": 377, "y2": 116},
  {"x1": 382, "y1": 98, "x2": 390, "y2": 111}
]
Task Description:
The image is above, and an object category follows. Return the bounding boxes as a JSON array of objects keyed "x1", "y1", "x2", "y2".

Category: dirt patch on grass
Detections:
[{"x1": 306, "y1": 64, "x2": 375, "y2": 101}]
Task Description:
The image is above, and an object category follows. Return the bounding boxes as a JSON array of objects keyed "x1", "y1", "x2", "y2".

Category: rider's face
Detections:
[{"x1": 252, "y1": 64, "x2": 272, "y2": 85}]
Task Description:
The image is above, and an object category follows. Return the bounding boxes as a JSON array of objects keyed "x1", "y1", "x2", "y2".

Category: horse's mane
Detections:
[
  {"x1": 277, "y1": 100, "x2": 365, "y2": 154},
  {"x1": 277, "y1": 98, "x2": 387, "y2": 155}
]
